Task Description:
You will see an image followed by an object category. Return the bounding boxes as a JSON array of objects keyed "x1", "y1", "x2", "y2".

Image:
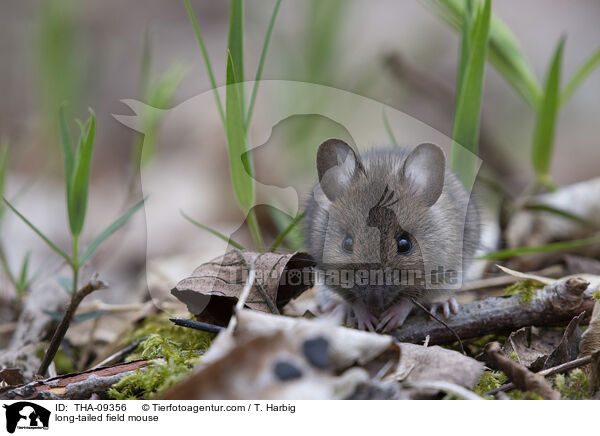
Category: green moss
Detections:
[
  {"x1": 504, "y1": 279, "x2": 544, "y2": 303},
  {"x1": 108, "y1": 314, "x2": 215, "y2": 399},
  {"x1": 474, "y1": 370, "x2": 508, "y2": 398},
  {"x1": 553, "y1": 369, "x2": 590, "y2": 400},
  {"x1": 592, "y1": 290, "x2": 600, "y2": 301}
]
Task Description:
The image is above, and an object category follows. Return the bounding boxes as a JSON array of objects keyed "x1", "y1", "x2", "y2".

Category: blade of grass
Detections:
[
  {"x1": 180, "y1": 209, "x2": 245, "y2": 250},
  {"x1": 479, "y1": 233, "x2": 600, "y2": 260},
  {"x1": 245, "y1": 0, "x2": 282, "y2": 128},
  {"x1": 59, "y1": 106, "x2": 74, "y2": 197},
  {"x1": 68, "y1": 110, "x2": 96, "y2": 237},
  {"x1": 3, "y1": 197, "x2": 71, "y2": 264},
  {"x1": 227, "y1": 0, "x2": 245, "y2": 110},
  {"x1": 424, "y1": 0, "x2": 541, "y2": 108},
  {"x1": 531, "y1": 37, "x2": 564, "y2": 186},
  {"x1": 184, "y1": 0, "x2": 225, "y2": 125},
  {"x1": 451, "y1": 0, "x2": 491, "y2": 188},
  {"x1": 382, "y1": 108, "x2": 399, "y2": 147},
  {"x1": 523, "y1": 203, "x2": 596, "y2": 228},
  {"x1": 269, "y1": 212, "x2": 305, "y2": 252},
  {"x1": 79, "y1": 198, "x2": 145, "y2": 264},
  {"x1": 225, "y1": 50, "x2": 254, "y2": 210},
  {"x1": 455, "y1": 0, "x2": 475, "y2": 101},
  {"x1": 17, "y1": 251, "x2": 31, "y2": 294},
  {"x1": 560, "y1": 47, "x2": 600, "y2": 106}
]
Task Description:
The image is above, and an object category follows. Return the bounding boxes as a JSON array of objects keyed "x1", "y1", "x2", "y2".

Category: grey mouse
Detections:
[{"x1": 304, "y1": 138, "x2": 480, "y2": 332}]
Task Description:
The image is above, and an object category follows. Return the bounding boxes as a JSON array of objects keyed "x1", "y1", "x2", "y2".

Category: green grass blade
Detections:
[
  {"x1": 450, "y1": 0, "x2": 491, "y2": 188},
  {"x1": 59, "y1": 106, "x2": 74, "y2": 196},
  {"x1": 523, "y1": 203, "x2": 596, "y2": 228},
  {"x1": 184, "y1": 0, "x2": 225, "y2": 125},
  {"x1": 269, "y1": 212, "x2": 305, "y2": 252},
  {"x1": 17, "y1": 251, "x2": 31, "y2": 292},
  {"x1": 226, "y1": 50, "x2": 254, "y2": 210},
  {"x1": 80, "y1": 198, "x2": 145, "y2": 264},
  {"x1": 382, "y1": 107, "x2": 399, "y2": 147},
  {"x1": 561, "y1": 47, "x2": 600, "y2": 106},
  {"x1": 0, "y1": 140, "x2": 8, "y2": 221},
  {"x1": 227, "y1": 0, "x2": 245, "y2": 110},
  {"x1": 68, "y1": 109, "x2": 96, "y2": 236},
  {"x1": 479, "y1": 233, "x2": 600, "y2": 260},
  {"x1": 531, "y1": 38, "x2": 564, "y2": 184},
  {"x1": 3, "y1": 197, "x2": 71, "y2": 263},
  {"x1": 180, "y1": 209, "x2": 245, "y2": 250},
  {"x1": 424, "y1": 0, "x2": 541, "y2": 108},
  {"x1": 245, "y1": 0, "x2": 281, "y2": 128}
]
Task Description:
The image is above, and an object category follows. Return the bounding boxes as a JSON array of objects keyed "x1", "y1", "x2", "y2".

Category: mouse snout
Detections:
[{"x1": 360, "y1": 285, "x2": 385, "y2": 310}]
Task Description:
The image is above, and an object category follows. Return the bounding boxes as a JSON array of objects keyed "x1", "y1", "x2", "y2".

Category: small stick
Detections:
[
  {"x1": 486, "y1": 354, "x2": 594, "y2": 396},
  {"x1": 169, "y1": 318, "x2": 223, "y2": 334},
  {"x1": 37, "y1": 276, "x2": 108, "y2": 376},
  {"x1": 484, "y1": 342, "x2": 560, "y2": 399}
]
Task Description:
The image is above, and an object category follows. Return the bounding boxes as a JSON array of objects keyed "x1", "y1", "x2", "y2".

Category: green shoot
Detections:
[
  {"x1": 180, "y1": 210, "x2": 246, "y2": 250},
  {"x1": 523, "y1": 203, "x2": 596, "y2": 228},
  {"x1": 270, "y1": 212, "x2": 306, "y2": 252},
  {"x1": 479, "y1": 233, "x2": 600, "y2": 260},
  {"x1": 79, "y1": 198, "x2": 146, "y2": 264},
  {"x1": 245, "y1": 0, "x2": 282, "y2": 128},
  {"x1": 531, "y1": 38, "x2": 564, "y2": 188},
  {"x1": 185, "y1": 0, "x2": 287, "y2": 252},
  {"x1": 382, "y1": 108, "x2": 400, "y2": 147},
  {"x1": 560, "y1": 47, "x2": 600, "y2": 106},
  {"x1": 5, "y1": 110, "x2": 144, "y2": 375},
  {"x1": 450, "y1": 0, "x2": 491, "y2": 188},
  {"x1": 425, "y1": 0, "x2": 541, "y2": 108},
  {"x1": 183, "y1": 0, "x2": 225, "y2": 124}
]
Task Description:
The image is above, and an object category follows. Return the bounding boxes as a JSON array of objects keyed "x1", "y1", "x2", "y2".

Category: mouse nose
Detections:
[{"x1": 361, "y1": 285, "x2": 385, "y2": 309}]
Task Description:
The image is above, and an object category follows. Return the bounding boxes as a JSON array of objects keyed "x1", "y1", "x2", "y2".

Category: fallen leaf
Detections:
[
  {"x1": 543, "y1": 312, "x2": 584, "y2": 369},
  {"x1": 393, "y1": 343, "x2": 484, "y2": 389},
  {"x1": 485, "y1": 342, "x2": 560, "y2": 400},
  {"x1": 172, "y1": 250, "x2": 315, "y2": 325}
]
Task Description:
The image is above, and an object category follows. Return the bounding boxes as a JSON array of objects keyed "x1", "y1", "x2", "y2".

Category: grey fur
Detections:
[{"x1": 304, "y1": 139, "x2": 480, "y2": 317}]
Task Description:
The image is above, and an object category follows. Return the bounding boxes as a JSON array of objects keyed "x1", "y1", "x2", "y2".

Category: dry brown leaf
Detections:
[
  {"x1": 394, "y1": 343, "x2": 483, "y2": 390},
  {"x1": 172, "y1": 250, "x2": 315, "y2": 325},
  {"x1": 485, "y1": 342, "x2": 560, "y2": 400}
]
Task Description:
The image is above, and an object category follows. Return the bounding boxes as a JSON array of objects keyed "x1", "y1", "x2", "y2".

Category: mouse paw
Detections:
[
  {"x1": 347, "y1": 302, "x2": 379, "y2": 332},
  {"x1": 428, "y1": 297, "x2": 459, "y2": 319},
  {"x1": 376, "y1": 299, "x2": 413, "y2": 332}
]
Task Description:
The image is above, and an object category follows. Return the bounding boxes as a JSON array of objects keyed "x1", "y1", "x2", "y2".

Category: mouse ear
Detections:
[
  {"x1": 316, "y1": 138, "x2": 363, "y2": 201},
  {"x1": 401, "y1": 142, "x2": 445, "y2": 207}
]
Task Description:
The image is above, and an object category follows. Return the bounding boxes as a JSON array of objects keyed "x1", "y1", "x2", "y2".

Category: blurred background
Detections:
[{"x1": 1, "y1": 0, "x2": 600, "y2": 312}]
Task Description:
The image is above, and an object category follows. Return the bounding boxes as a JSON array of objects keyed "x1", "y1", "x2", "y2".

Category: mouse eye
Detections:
[
  {"x1": 341, "y1": 235, "x2": 354, "y2": 253},
  {"x1": 396, "y1": 232, "x2": 412, "y2": 254}
]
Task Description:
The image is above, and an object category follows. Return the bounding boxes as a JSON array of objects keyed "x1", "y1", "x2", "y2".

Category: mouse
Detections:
[{"x1": 304, "y1": 138, "x2": 480, "y2": 332}]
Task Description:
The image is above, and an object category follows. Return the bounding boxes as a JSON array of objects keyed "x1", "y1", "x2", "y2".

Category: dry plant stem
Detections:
[
  {"x1": 486, "y1": 354, "x2": 593, "y2": 395},
  {"x1": 37, "y1": 277, "x2": 108, "y2": 376},
  {"x1": 410, "y1": 298, "x2": 465, "y2": 354},
  {"x1": 395, "y1": 278, "x2": 593, "y2": 345},
  {"x1": 485, "y1": 342, "x2": 561, "y2": 400}
]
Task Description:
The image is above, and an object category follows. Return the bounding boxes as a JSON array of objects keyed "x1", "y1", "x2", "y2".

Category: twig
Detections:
[
  {"x1": 484, "y1": 342, "x2": 560, "y2": 400},
  {"x1": 486, "y1": 354, "x2": 594, "y2": 395},
  {"x1": 37, "y1": 275, "x2": 108, "y2": 376},
  {"x1": 169, "y1": 318, "x2": 223, "y2": 334},
  {"x1": 395, "y1": 277, "x2": 593, "y2": 345}
]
